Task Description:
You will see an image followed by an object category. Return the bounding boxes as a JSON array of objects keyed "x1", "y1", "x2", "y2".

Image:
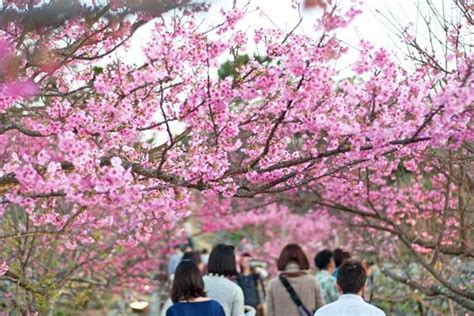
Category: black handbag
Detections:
[{"x1": 279, "y1": 275, "x2": 313, "y2": 316}]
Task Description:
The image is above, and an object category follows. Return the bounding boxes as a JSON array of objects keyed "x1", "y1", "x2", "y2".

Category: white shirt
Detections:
[
  {"x1": 314, "y1": 294, "x2": 385, "y2": 316},
  {"x1": 201, "y1": 253, "x2": 210, "y2": 265}
]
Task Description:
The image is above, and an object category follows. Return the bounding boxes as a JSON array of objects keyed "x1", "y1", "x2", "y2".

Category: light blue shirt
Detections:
[
  {"x1": 314, "y1": 294, "x2": 385, "y2": 316},
  {"x1": 167, "y1": 253, "x2": 182, "y2": 274}
]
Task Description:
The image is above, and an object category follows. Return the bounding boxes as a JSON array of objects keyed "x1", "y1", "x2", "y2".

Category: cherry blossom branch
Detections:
[
  {"x1": 381, "y1": 211, "x2": 474, "y2": 300},
  {"x1": 381, "y1": 269, "x2": 474, "y2": 311},
  {"x1": 248, "y1": 158, "x2": 369, "y2": 196},
  {"x1": 68, "y1": 21, "x2": 147, "y2": 61},
  {"x1": 308, "y1": 198, "x2": 474, "y2": 258},
  {"x1": 410, "y1": 104, "x2": 445, "y2": 141},
  {"x1": 454, "y1": 0, "x2": 473, "y2": 25},
  {"x1": 430, "y1": 154, "x2": 452, "y2": 265},
  {"x1": 0, "y1": 136, "x2": 432, "y2": 197},
  {"x1": 254, "y1": 136, "x2": 431, "y2": 174},
  {"x1": 0, "y1": 206, "x2": 86, "y2": 240}
]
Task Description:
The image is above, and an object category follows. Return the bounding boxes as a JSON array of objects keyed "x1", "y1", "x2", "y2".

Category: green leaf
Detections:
[{"x1": 92, "y1": 66, "x2": 104, "y2": 75}]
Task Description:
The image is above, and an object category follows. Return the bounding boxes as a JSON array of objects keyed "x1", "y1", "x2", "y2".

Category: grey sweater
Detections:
[
  {"x1": 266, "y1": 273, "x2": 324, "y2": 316},
  {"x1": 203, "y1": 274, "x2": 247, "y2": 316}
]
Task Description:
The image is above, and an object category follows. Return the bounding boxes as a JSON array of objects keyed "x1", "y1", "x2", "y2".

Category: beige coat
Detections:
[{"x1": 266, "y1": 273, "x2": 324, "y2": 316}]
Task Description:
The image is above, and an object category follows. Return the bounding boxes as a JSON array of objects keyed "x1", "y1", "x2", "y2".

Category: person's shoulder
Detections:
[
  {"x1": 203, "y1": 275, "x2": 212, "y2": 286},
  {"x1": 268, "y1": 276, "x2": 278, "y2": 283},
  {"x1": 209, "y1": 299, "x2": 225, "y2": 308},
  {"x1": 283, "y1": 273, "x2": 315, "y2": 282},
  {"x1": 208, "y1": 299, "x2": 224, "y2": 307},
  {"x1": 354, "y1": 299, "x2": 385, "y2": 315},
  {"x1": 267, "y1": 276, "x2": 281, "y2": 287},
  {"x1": 208, "y1": 299, "x2": 220, "y2": 304},
  {"x1": 165, "y1": 304, "x2": 179, "y2": 316},
  {"x1": 208, "y1": 300, "x2": 226, "y2": 315},
  {"x1": 266, "y1": 276, "x2": 285, "y2": 292},
  {"x1": 237, "y1": 274, "x2": 248, "y2": 283},
  {"x1": 365, "y1": 302, "x2": 385, "y2": 316},
  {"x1": 207, "y1": 275, "x2": 243, "y2": 293},
  {"x1": 270, "y1": 274, "x2": 314, "y2": 284},
  {"x1": 327, "y1": 274, "x2": 337, "y2": 283},
  {"x1": 306, "y1": 274, "x2": 322, "y2": 288},
  {"x1": 298, "y1": 273, "x2": 317, "y2": 281},
  {"x1": 313, "y1": 301, "x2": 338, "y2": 315},
  {"x1": 300, "y1": 274, "x2": 320, "y2": 286}
]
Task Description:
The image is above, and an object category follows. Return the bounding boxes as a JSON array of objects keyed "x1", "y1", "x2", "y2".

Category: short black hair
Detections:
[
  {"x1": 182, "y1": 251, "x2": 202, "y2": 266},
  {"x1": 314, "y1": 249, "x2": 333, "y2": 270},
  {"x1": 207, "y1": 244, "x2": 238, "y2": 277},
  {"x1": 337, "y1": 260, "x2": 367, "y2": 294},
  {"x1": 171, "y1": 260, "x2": 206, "y2": 303},
  {"x1": 333, "y1": 248, "x2": 350, "y2": 267}
]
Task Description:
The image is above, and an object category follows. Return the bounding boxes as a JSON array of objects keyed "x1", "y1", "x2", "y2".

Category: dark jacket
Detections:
[{"x1": 237, "y1": 273, "x2": 261, "y2": 308}]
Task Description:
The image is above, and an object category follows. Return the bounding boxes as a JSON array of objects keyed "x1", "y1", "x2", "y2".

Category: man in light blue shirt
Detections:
[
  {"x1": 167, "y1": 245, "x2": 183, "y2": 275},
  {"x1": 314, "y1": 260, "x2": 385, "y2": 316}
]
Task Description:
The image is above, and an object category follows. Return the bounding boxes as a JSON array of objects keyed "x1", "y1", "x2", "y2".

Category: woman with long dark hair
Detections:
[{"x1": 166, "y1": 260, "x2": 225, "y2": 316}]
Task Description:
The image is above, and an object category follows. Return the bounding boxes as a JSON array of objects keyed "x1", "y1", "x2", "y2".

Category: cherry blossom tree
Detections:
[
  {"x1": 199, "y1": 1, "x2": 473, "y2": 313},
  {"x1": 0, "y1": 0, "x2": 472, "y2": 313}
]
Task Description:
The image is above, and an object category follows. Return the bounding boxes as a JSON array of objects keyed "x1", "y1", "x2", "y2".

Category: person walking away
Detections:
[
  {"x1": 362, "y1": 260, "x2": 376, "y2": 302},
  {"x1": 314, "y1": 249, "x2": 339, "y2": 304},
  {"x1": 266, "y1": 244, "x2": 324, "y2": 316},
  {"x1": 314, "y1": 260, "x2": 385, "y2": 316},
  {"x1": 237, "y1": 253, "x2": 268, "y2": 316},
  {"x1": 168, "y1": 245, "x2": 183, "y2": 276},
  {"x1": 204, "y1": 244, "x2": 256, "y2": 316},
  {"x1": 161, "y1": 251, "x2": 206, "y2": 316},
  {"x1": 166, "y1": 260, "x2": 225, "y2": 316},
  {"x1": 332, "y1": 248, "x2": 350, "y2": 278},
  {"x1": 182, "y1": 251, "x2": 205, "y2": 274}
]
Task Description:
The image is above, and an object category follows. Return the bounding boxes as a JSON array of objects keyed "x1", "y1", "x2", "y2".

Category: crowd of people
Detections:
[{"x1": 163, "y1": 243, "x2": 385, "y2": 316}]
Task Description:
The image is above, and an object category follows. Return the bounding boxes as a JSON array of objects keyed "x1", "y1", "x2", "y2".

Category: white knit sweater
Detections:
[{"x1": 203, "y1": 274, "x2": 254, "y2": 316}]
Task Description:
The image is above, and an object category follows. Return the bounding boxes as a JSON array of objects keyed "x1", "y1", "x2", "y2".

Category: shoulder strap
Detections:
[{"x1": 279, "y1": 275, "x2": 304, "y2": 307}]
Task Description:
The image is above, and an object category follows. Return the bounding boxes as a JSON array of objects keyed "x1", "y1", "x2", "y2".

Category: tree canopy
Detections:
[{"x1": 0, "y1": 0, "x2": 472, "y2": 313}]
